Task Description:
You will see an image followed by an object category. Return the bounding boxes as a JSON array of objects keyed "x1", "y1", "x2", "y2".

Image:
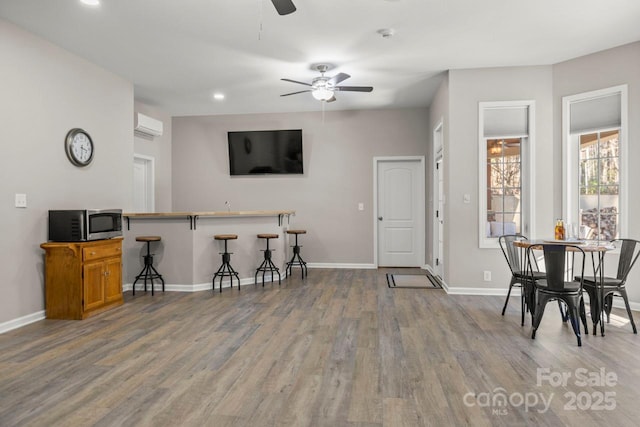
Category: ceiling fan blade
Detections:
[
  {"x1": 280, "y1": 90, "x2": 311, "y2": 97},
  {"x1": 271, "y1": 0, "x2": 296, "y2": 15},
  {"x1": 326, "y1": 95, "x2": 337, "y2": 103},
  {"x1": 281, "y1": 78, "x2": 312, "y2": 86},
  {"x1": 334, "y1": 86, "x2": 374, "y2": 92},
  {"x1": 328, "y1": 73, "x2": 350, "y2": 86}
]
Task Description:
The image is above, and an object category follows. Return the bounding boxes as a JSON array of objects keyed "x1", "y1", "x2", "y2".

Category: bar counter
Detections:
[{"x1": 122, "y1": 210, "x2": 295, "y2": 292}]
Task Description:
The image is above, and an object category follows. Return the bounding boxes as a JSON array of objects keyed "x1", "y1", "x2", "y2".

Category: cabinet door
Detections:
[
  {"x1": 83, "y1": 262, "x2": 105, "y2": 311},
  {"x1": 104, "y1": 257, "x2": 122, "y2": 304}
]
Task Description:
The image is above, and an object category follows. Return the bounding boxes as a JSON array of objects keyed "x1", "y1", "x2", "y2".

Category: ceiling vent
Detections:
[{"x1": 134, "y1": 113, "x2": 163, "y2": 137}]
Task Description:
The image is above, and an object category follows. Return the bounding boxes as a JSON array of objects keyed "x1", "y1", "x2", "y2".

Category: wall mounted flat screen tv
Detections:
[{"x1": 228, "y1": 129, "x2": 303, "y2": 175}]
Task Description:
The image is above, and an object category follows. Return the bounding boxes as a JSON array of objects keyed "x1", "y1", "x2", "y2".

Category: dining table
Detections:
[{"x1": 513, "y1": 239, "x2": 614, "y2": 336}]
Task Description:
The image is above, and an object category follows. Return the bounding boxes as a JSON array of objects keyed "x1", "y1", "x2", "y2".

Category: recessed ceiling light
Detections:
[
  {"x1": 213, "y1": 93, "x2": 225, "y2": 100},
  {"x1": 80, "y1": 0, "x2": 100, "y2": 6}
]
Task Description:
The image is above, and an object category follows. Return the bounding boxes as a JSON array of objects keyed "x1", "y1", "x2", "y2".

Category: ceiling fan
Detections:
[
  {"x1": 271, "y1": 0, "x2": 296, "y2": 15},
  {"x1": 280, "y1": 64, "x2": 374, "y2": 102}
]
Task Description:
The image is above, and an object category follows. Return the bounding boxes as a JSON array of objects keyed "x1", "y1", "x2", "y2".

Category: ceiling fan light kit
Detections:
[{"x1": 281, "y1": 63, "x2": 373, "y2": 103}]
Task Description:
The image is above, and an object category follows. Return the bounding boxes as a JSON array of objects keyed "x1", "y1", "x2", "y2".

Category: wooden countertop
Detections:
[{"x1": 123, "y1": 210, "x2": 295, "y2": 218}]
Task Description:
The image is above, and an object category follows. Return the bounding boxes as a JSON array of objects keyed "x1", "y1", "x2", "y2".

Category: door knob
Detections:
[{"x1": 378, "y1": 216, "x2": 383, "y2": 221}]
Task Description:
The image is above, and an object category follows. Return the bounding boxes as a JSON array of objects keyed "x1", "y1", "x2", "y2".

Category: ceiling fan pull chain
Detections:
[{"x1": 257, "y1": 0, "x2": 264, "y2": 41}]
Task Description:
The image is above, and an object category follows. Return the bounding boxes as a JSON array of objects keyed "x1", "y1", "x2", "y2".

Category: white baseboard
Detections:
[
  {"x1": 306, "y1": 262, "x2": 377, "y2": 269},
  {"x1": 0, "y1": 310, "x2": 45, "y2": 334}
]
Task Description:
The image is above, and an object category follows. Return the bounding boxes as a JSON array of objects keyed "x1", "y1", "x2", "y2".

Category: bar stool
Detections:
[
  {"x1": 255, "y1": 234, "x2": 281, "y2": 286},
  {"x1": 212, "y1": 234, "x2": 240, "y2": 293},
  {"x1": 133, "y1": 236, "x2": 165, "y2": 296},
  {"x1": 286, "y1": 230, "x2": 308, "y2": 278}
]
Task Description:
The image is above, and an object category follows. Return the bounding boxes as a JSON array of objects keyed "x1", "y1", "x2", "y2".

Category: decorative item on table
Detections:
[{"x1": 554, "y1": 219, "x2": 566, "y2": 240}]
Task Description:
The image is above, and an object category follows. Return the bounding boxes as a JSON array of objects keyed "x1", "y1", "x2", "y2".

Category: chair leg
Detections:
[
  {"x1": 618, "y1": 288, "x2": 637, "y2": 334},
  {"x1": 557, "y1": 300, "x2": 568, "y2": 322},
  {"x1": 520, "y1": 290, "x2": 525, "y2": 326},
  {"x1": 502, "y1": 277, "x2": 516, "y2": 316},
  {"x1": 579, "y1": 296, "x2": 589, "y2": 335},
  {"x1": 565, "y1": 300, "x2": 582, "y2": 347},
  {"x1": 583, "y1": 286, "x2": 599, "y2": 335},
  {"x1": 531, "y1": 293, "x2": 550, "y2": 340},
  {"x1": 603, "y1": 294, "x2": 614, "y2": 323}
]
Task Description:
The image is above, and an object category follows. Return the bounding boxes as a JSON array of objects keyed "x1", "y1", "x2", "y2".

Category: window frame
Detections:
[
  {"x1": 478, "y1": 100, "x2": 535, "y2": 249},
  {"x1": 562, "y1": 85, "x2": 628, "y2": 240}
]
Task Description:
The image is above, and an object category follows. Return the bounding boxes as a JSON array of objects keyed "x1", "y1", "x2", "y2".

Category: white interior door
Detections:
[
  {"x1": 377, "y1": 158, "x2": 424, "y2": 267},
  {"x1": 133, "y1": 154, "x2": 155, "y2": 212}
]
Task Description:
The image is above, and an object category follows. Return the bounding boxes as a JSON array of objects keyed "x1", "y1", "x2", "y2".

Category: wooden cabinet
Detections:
[{"x1": 40, "y1": 238, "x2": 124, "y2": 319}]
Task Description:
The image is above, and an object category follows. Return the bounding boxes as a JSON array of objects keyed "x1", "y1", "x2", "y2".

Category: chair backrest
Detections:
[
  {"x1": 542, "y1": 244, "x2": 585, "y2": 291},
  {"x1": 612, "y1": 238, "x2": 640, "y2": 282},
  {"x1": 499, "y1": 234, "x2": 528, "y2": 274}
]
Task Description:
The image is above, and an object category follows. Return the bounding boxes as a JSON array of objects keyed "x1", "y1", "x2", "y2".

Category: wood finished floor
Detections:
[{"x1": 1, "y1": 268, "x2": 639, "y2": 427}]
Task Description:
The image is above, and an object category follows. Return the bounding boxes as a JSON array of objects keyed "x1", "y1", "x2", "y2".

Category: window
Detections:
[
  {"x1": 579, "y1": 130, "x2": 620, "y2": 240},
  {"x1": 487, "y1": 138, "x2": 523, "y2": 235},
  {"x1": 563, "y1": 85, "x2": 627, "y2": 241},
  {"x1": 479, "y1": 101, "x2": 535, "y2": 248}
]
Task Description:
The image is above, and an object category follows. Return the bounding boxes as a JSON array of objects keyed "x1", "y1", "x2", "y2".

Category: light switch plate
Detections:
[
  {"x1": 15, "y1": 193, "x2": 27, "y2": 208},
  {"x1": 463, "y1": 194, "x2": 471, "y2": 204},
  {"x1": 358, "y1": 202, "x2": 364, "y2": 211}
]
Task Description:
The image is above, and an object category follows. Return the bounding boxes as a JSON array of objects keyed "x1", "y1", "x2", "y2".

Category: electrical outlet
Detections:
[
  {"x1": 483, "y1": 270, "x2": 491, "y2": 281},
  {"x1": 15, "y1": 193, "x2": 27, "y2": 208}
]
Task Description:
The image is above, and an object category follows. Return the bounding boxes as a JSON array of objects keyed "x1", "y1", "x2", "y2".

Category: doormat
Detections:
[{"x1": 386, "y1": 272, "x2": 443, "y2": 289}]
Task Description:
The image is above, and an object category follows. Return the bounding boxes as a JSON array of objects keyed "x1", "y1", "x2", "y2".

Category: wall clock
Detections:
[{"x1": 65, "y1": 128, "x2": 94, "y2": 167}]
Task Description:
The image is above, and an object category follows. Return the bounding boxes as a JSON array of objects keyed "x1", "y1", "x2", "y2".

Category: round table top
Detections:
[{"x1": 513, "y1": 239, "x2": 614, "y2": 252}]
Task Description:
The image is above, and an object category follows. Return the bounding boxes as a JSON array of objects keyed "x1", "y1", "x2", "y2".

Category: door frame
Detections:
[
  {"x1": 432, "y1": 118, "x2": 444, "y2": 276},
  {"x1": 373, "y1": 156, "x2": 425, "y2": 268},
  {"x1": 133, "y1": 153, "x2": 155, "y2": 212}
]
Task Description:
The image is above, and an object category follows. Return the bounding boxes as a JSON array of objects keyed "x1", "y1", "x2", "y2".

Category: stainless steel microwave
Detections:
[{"x1": 48, "y1": 209, "x2": 123, "y2": 242}]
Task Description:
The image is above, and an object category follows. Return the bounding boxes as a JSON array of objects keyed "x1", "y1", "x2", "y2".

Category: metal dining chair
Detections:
[
  {"x1": 581, "y1": 238, "x2": 640, "y2": 334},
  {"x1": 531, "y1": 244, "x2": 589, "y2": 346},
  {"x1": 499, "y1": 235, "x2": 546, "y2": 325}
]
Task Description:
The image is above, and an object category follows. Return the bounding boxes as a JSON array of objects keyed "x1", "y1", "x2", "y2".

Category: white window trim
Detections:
[
  {"x1": 562, "y1": 85, "x2": 628, "y2": 238},
  {"x1": 478, "y1": 100, "x2": 536, "y2": 249}
]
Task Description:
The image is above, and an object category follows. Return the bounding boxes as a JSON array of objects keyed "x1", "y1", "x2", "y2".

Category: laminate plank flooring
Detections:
[{"x1": 1, "y1": 268, "x2": 639, "y2": 426}]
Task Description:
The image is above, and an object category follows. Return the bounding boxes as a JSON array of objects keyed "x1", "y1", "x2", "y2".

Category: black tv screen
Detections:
[{"x1": 228, "y1": 129, "x2": 303, "y2": 175}]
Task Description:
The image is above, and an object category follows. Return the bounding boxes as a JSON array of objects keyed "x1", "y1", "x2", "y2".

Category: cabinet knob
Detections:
[{"x1": 90, "y1": 252, "x2": 96, "y2": 255}]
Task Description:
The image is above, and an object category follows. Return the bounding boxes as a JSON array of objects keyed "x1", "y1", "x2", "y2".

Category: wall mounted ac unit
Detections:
[{"x1": 134, "y1": 112, "x2": 163, "y2": 137}]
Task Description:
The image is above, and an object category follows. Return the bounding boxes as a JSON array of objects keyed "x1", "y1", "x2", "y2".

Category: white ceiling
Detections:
[{"x1": 1, "y1": 0, "x2": 639, "y2": 116}]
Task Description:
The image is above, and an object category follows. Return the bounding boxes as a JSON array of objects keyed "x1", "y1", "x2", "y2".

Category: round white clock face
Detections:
[{"x1": 65, "y1": 128, "x2": 94, "y2": 166}]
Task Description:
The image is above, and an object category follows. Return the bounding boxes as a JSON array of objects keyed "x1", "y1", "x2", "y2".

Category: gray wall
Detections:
[
  {"x1": 133, "y1": 101, "x2": 173, "y2": 212},
  {"x1": 438, "y1": 42, "x2": 639, "y2": 299},
  {"x1": 172, "y1": 108, "x2": 430, "y2": 266},
  {"x1": 553, "y1": 41, "x2": 640, "y2": 303},
  {"x1": 0, "y1": 19, "x2": 134, "y2": 325},
  {"x1": 445, "y1": 66, "x2": 555, "y2": 288}
]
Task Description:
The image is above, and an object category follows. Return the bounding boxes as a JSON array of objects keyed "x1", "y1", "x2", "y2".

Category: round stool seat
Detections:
[
  {"x1": 257, "y1": 233, "x2": 279, "y2": 239},
  {"x1": 286, "y1": 229, "x2": 306, "y2": 235},
  {"x1": 214, "y1": 234, "x2": 238, "y2": 240},
  {"x1": 136, "y1": 236, "x2": 161, "y2": 242}
]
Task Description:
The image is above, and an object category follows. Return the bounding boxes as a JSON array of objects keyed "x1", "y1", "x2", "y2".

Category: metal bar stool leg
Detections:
[
  {"x1": 255, "y1": 234, "x2": 281, "y2": 287},
  {"x1": 132, "y1": 237, "x2": 164, "y2": 296},
  {"x1": 212, "y1": 235, "x2": 240, "y2": 293}
]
